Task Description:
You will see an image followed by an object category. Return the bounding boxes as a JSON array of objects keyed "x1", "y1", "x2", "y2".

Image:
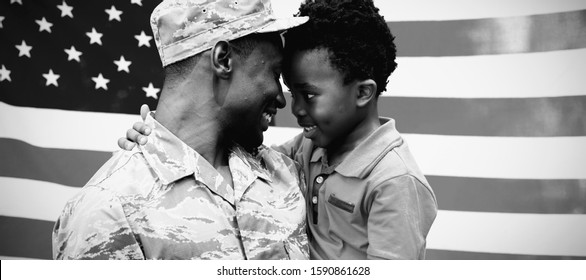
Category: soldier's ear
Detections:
[
  {"x1": 356, "y1": 79, "x2": 377, "y2": 107},
  {"x1": 211, "y1": 40, "x2": 233, "y2": 79}
]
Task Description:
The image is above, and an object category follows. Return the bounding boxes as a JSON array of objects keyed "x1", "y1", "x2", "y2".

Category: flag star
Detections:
[
  {"x1": 105, "y1": 5, "x2": 123, "y2": 22},
  {"x1": 135, "y1": 31, "x2": 152, "y2": 47},
  {"x1": 0, "y1": 16, "x2": 5, "y2": 28},
  {"x1": 57, "y1": 1, "x2": 74, "y2": 18},
  {"x1": 0, "y1": 65, "x2": 11, "y2": 82},
  {"x1": 86, "y1": 28, "x2": 103, "y2": 45},
  {"x1": 114, "y1": 56, "x2": 132, "y2": 73},
  {"x1": 35, "y1": 17, "x2": 53, "y2": 33},
  {"x1": 130, "y1": 0, "x2": 142, "y2": 6},
  {"x1": 15, "y1": 40, "x2": 32, "y2": 58},
  {"x1": 10, "y1": 0, "x2": 23, "y2": 5},
  {"x1": 92, "y1": 73, "x2": 110, "y2": 90},
  {"x1": 64, "y1": 46, "x2": 82, "y2": 62},
  {"x1": 42, "y1": 69, "x2": 60, "y2": 87},
  {"x1": 143, "y1": 83, "x2": 160, "y2": 99}
]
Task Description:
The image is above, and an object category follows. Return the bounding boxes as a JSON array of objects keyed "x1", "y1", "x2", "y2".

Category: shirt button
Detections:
[
  {"x1": 312, "y1": 196, "x2": 318, "y2": 204},
  {"x1": 316, "y1": 176, "x2": 324, "y2": 184}
]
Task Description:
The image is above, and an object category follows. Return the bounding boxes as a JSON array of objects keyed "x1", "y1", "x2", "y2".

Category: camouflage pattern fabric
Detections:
[
  {"x1": 151, "y1": 0, "x2": 307, "y2": 66},
  {"x1": 53, "y1": 114, "x2": 309, "y2": 259}
]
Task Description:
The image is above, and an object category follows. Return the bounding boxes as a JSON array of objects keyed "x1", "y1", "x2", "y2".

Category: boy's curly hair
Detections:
[{"x1": 283, "y1": 0, "x2": 397, "y2": 95}]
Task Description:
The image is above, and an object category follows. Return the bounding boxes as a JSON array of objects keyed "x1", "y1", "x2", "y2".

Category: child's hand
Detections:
[{"x1": 117, "y1": 104, "x2": 152, "y2": 150}]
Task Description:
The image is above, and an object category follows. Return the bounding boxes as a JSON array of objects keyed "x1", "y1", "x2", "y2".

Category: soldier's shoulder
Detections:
[{"x1": 84, "y1": 150, "x2": 156, "y2": 196}]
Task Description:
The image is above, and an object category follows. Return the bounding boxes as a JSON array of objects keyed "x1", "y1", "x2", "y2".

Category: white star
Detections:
[
  {"x1": 105, "y1": 5, "x2": 123, "y2": 22},
  {"x1": 130, "y1": 0, "x2": 142, "y2": 6},
  {"x1": 57, "y1": 1, "x2": 74, "y2": 18},
  {"x1": 135, "y1": 31, "x2": 152, "y2": 47},
  {"x1": 92, "y1": 73, "x2": 110, "y2": 90},
  {"x1": 86, "y1": 28, "x2": 103, "y2": 45},
  {"x1": 15, "y1": 40, "x2": 32, "y2": 58},
  {"x1": 0, "y1": 65, "x2": 11, "y2": 82},
  {"x1": 143, "y1": 83, "x2": 160, "y2": 99},
  {"x1": 64, "y1": 46, "x2": 82, "y2": 62},
  {"x1": 0, "y1": 16, "x2": 5, "y2": 28},
  {"x1": 42, "y1": 69, "x2": 60, "y2": 87},
  {"x1": 35, "y1": 17, "x2": 53, "y2": 33},
  {"x1": 10, "y1": 0, "x2": 23, "y2": 5},
  {"x1": 113, "y1": 56, "x2": 132, "y2": 73}
]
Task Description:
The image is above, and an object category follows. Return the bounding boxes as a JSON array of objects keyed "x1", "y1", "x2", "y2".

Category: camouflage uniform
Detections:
[{"x1": 53, "y1": 114, "x2": 309, "y2": 259}]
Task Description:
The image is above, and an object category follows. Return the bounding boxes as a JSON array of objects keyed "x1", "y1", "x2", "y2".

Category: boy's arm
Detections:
[
  {"x1": 366, "y1": 175, "x2": 438, "y2": 260},
  {"x1": 270, "y1": 132, "x2": 305, "y2": 161}
]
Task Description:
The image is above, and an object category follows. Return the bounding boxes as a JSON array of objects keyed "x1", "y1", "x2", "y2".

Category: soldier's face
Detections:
[{"x1": 225, "y1": 37, "x2": 286, "y2": 151}]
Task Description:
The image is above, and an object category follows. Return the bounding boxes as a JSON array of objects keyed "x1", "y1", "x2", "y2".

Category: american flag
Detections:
[{"x1": 1, "y1": 0, "x2": 585, "y2": 260}]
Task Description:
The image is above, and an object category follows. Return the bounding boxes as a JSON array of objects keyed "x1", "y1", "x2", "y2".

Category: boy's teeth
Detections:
[{"x1": 304, "y1": 126, "x2": 316, "y2": 132}]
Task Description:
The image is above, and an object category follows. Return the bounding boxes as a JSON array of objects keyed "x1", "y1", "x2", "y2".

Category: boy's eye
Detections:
[{"x1": 305, "y1": 92, "x2": 316, "y2": 100}]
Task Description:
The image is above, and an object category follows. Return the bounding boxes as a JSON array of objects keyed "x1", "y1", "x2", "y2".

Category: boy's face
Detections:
[{"x1": 286, "y1": 48, "x2": 362, "y2": 148}]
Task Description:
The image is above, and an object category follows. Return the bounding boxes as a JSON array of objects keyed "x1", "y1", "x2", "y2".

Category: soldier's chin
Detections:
[{"x1": 236, "y1": 132, "x2": 263, "y2": 152}]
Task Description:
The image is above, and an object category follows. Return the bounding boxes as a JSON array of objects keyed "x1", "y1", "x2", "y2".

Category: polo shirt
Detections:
[
  {"x1": 275, "y1": 118, "x2": 437, "y2": 259},
  {"x1": 53, "y1": 114, "x2": 309, "y2": 260}
]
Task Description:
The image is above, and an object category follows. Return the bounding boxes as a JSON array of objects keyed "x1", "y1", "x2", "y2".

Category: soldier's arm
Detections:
[{"x1": 53, "y1": 187, "x2": 145, "y2": 259}]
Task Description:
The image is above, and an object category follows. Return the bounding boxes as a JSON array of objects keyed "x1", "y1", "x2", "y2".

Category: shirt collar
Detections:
[
  {"x1": 315, "y1": 117, "x2": 403, "y2": 179},
  {"x1": 139, "y1": 113, "x2": 272, "y2": 204}
]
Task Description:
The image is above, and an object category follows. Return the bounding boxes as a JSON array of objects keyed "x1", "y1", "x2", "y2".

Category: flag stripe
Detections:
[
  {"x1": 426, "y1": 249, "x2": 586, "y2": 260},
  {"x1": 0, "y1": 216, "x2": 53, "y2": 260},
  {"x1": 392, "y1": 9, "x2": 586, "y2": 56},
  {"x1": 429, "y1": 176, "x2": 586, "y2": 214},
  {"x1": 2, "y1": 143, "x2": 585, "y2": 214},
  {"x1": 0, "y1": 256, "x2": 39, "y2": 260},
  {"x1": 276, "y1": 95, "x2": 586, "y2": 137},
  {"x1": 274, "y1": 0, "x2": 586, "y2": 21},
  {"x1": 0, "y1": 177, "x2": 79, "y2": 222},
  {"x1": 427, "y1": 211, "x2": 586, "y2": 257},
  {"x1": 386, "y1": 49, "x2": 586, "y2": 98},
  {"x1": 0, "y1": 138, "x2": 110, "y2": 187},
  {"x1": 0, "y1": 101, "x2": 137, "y2": 152},
  {"x1": 3, "y1": 103, "x2": 586, "y2": 179},
  {"x1": 404, "y1": 133, "x2": 586, "y2": 179}
]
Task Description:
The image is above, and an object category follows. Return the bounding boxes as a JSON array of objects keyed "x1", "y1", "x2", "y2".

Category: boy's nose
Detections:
[{"x1": 291, "y1": 97, "x2": 307, "y2": 117}]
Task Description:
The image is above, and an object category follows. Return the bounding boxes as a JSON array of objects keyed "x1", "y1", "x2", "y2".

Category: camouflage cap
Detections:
[{"x1": 150, "y1": 0, "x2": 309, "y2": 67}]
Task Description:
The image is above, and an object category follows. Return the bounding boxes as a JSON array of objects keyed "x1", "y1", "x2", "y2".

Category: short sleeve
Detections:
[{"x1": 366, "y1": 175, "x2": 437, "y2": 260}]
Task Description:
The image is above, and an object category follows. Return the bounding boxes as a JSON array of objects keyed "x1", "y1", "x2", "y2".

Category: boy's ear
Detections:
[
  {"x1": 211, "y1": 40, "x2": 233, "y2": 79},
  {"x1": 356, "y1": 79, "x2": 377, "y2": 107}
]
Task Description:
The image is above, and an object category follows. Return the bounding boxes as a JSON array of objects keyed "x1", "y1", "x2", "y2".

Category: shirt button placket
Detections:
[{"x1": 312, "y1": 174, "x2": 326, "y2": 224}]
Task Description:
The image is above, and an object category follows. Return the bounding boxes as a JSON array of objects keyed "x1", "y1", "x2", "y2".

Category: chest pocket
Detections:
[{"x1": 327, "y1": 193, "x2": 355, "y2": 213}]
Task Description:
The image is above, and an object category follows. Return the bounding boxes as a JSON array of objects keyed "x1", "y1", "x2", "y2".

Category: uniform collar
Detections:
[
  {"x1": 139, "y1": 113, "x2": 271, "y2": 204},
  {"x1": 310, "y1": 117, "x2": 403, "y2": 179}
]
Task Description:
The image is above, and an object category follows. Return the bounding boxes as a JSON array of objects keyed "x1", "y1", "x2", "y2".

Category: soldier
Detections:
[
  {"x1": 52, "y1": 0, "x2": 309, "y2": 260},
  {"x1": 120, "y1": 0, "x2": 438, "y2": 260}
]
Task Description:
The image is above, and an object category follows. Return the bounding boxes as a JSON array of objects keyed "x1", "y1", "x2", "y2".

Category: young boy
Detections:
[{"x1": 120, "y1": 0, "x2": 437, "y2": 259}]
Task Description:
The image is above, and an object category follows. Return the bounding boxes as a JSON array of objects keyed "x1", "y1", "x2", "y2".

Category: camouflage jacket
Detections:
[{"x1": 53, "y1": 114, "x2": 308, "y2": 260}]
